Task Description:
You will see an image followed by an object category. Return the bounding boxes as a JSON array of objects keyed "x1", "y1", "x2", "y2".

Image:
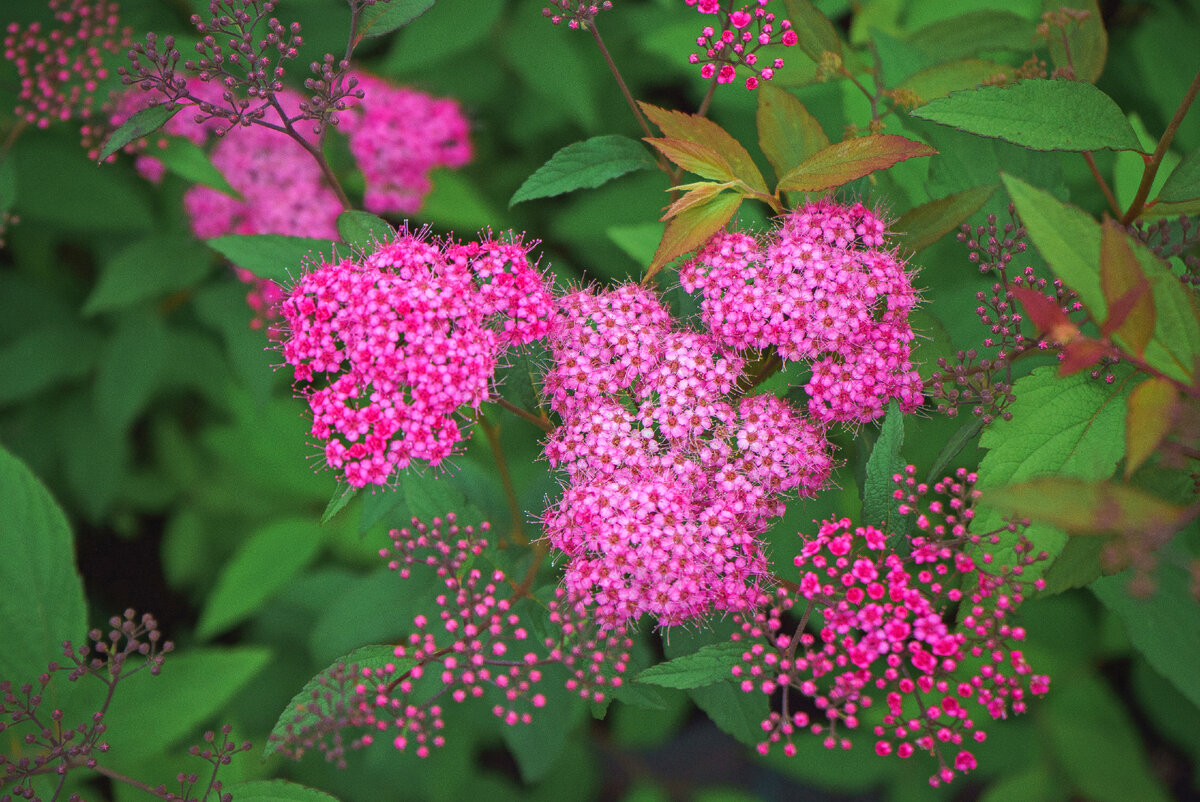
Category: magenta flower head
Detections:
[
  {"x1": 685, "y1": 0, "x2": 796, "y2": 90},
  {"x1": 279, "y1": 228, "x2": 555, "y2": 488},
  {"x1": 4, "y1": 0, "x2": 130, "y2": 128},
  {"x1": 681, "y1": 199, "x2": 924, "y2": 423}
]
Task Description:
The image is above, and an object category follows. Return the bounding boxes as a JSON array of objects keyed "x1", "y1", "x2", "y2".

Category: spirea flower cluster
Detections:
[
  {"x1": 731, "y1": 467, "x2": 1049, "y2": 786},
  {"x1": 685, "y1": 0, "x2": 797, "y2": 89},
  {"x1": 3, "y1": 0, "x2": 129, "y2": 129},
  {"x1": 540, "y1": 282, "x2": 834, "y2": 629},
  {"x1": 279, "y1": 229, "x2": 555, "y2": 487},
  {"x1": 339, "y1": 72, "x2": 472, "y2": 216},
  {"x1": 681, "y1": 199, "x2": 923, "y2": 423}
]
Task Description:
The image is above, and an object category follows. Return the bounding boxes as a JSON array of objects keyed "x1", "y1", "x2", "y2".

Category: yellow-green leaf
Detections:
[
  {"x1": 644, "y1": 137, "x2": 737, "y2": 183},
  {"x1": 756, "y1": 85, "x2": 830, "y2": 181},
  {"x1": 662, "y1": 181, "x2": 738, "y2": 219},
  {"x1": 898, "y1": 59, "x2": 1010, "y2": 103},
  {"x1": 982, "y1": 478, "x2": 1191, "y2": 536},
  {"x1": 894, "y1": 184, "x2": 996, "y2": 253},
  {"x1": 639, "y1": 102, "x2": 768, "y2": 194},
  {"x1": 1100, "y1": 220, "x2": 1155, "y2": 356},
  {"x1": 1124, "y1": 377, "x2": 1178, "y2": 478},
  {"x1": 646, "y1": 191, "x2": 742, "y2": 281}
]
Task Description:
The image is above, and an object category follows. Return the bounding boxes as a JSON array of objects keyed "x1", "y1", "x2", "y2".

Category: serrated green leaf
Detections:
[
  {"x1": 84, "y1": 236, "x2": 214, "y2": 315},
  {"x1": 688, "y1": 681, "x2": 767, "y2": 748},
  {"x1": 510, "y1": 135, "x2": 655, "y2": 206},
  {"x1": 925, "y1": 418, "x2": 984, "y2": 485},
  {"x1": 337, "y1": 210, "x2": 393, "y2": 248},
  {"x1": 266, "y1": 645, "x2": 411, "y2": 758},
  {"x1": 0, "y1": 446, "x2": 86, "y2": 684},
  {"x1": 862, "y1": 401, "x2": 905, "y2": 531},
  {"x1": 98, "y1": 104, "x2": 180, "y2": 162},
  {"x1": 756, "y1": 85, "x2": 829, "y2": 180},
  {"x1": 973, "y1": 366, "x2": 1130, "y2": 580},
  {"x1": 357, "y1": 0, "x2": 437, "y2": 39},
  {"x1": 646, "y1": 138, "x2": 737, "y2": 184},
  {"x1": 639, "y1": 102, "x2": 768, "y2": 195},
  {"x1": 646, "y1": 190, "x2": 742, "y2": 281},
  {"x1": 196, "y1": 518, "x2": 324, "y2": 640},
  {"x1": 322, "y1": 483, "x2": 358, "y2": 525},
  {"x1": 636, "y1": 642, "x2": 743, "y2": 689},
  {"x1": 776, "y1": 135, "x2": 936, "y2": 193},
  {"x1": 206, "y1": 234, "x2": 337, "y2": 283},
  {"x1": 911, "y1": 80, "x2": 1142, "y2": 152},
  {"x1": 894, "y1": 184, "x2": 996, "y2": 253},
  {"x1": 155, "y1": 136, "x2": 241, "y2": 198},
  {"x1": 225, "y1": 780, "x2": 341, "y2": 802}
]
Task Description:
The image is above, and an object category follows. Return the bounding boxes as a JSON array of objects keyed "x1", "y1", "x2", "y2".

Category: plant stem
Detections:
[
  {"x1": 496, "y1": 397, "x2": 554, "y2": 433},
  {"x1": 1121, "y1": 67, "x2": 1200, "y2": 224},
  {"x1": 477, "y1": 409, "x2": 527, "y2": 546},
  {"x1": 1083, "y1": 151, "x2": 1121, "y2": 218}
]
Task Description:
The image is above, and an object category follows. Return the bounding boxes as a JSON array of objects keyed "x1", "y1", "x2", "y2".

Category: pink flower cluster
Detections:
[
  {"x1": 340, "y1": 72, "x2": 472, "y2": 216},
  {"x1": 349, "y1": 515, "x2": 630, "y2": 757},
  {"x1": 279, "y1": 229, "x2": 554, "y2": 487},
  {"x1": 540, "y1": 283, "x2": 833, "y2": 629},
  {"x1": 731, "y1": 467, "x2": 1049, "y2": 786},
  {"x1": 681, "y1": 200, "x2": 923, "y2": 423},
  {"x1": 685, "y1": 0, "x2": 797, "y2": 89},
  {"x1": 4, "y1": 0, "x2": 129, "y2": 128}
]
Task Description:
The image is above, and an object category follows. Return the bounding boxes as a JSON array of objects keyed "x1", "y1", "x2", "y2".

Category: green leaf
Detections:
[
  {"x1": 639, "y1": 102, "x2": 768, "y2": 194},
  {"x1": 1046, "y1": 673, "x2": 1173, "y2": 802},
  {"x1": 1156, "y1": 144, "x2": 1200, "y2": 203},
  {"x1": 755, "y1": 85, "x2": 830, "y2": 180},
  {"x1": 911, "y1": 80, "x2": 1142, "y2": 152},
  {"x1": 646, "y1": 191, "x2": 742, "y2": 281},
  {"x1": 196, "y1": 518, "x2": 324, "y2": 640},
  {"x1": 337, "y1": 210, "x2": 393, "y2": 248},
  {"x1": 897, "y1": 59, "x2": 1011, "y2": 103},
  {"x1": 501, "y1": 664, "x2": 585, "y2": 783},
  {"x1": 1093, "y1": 552, "x2": 1200, "y2": 710},
  {"x1": 607, "y1": 223, "x2": 664, "y2": 268},
  {"x1": 224, "y1": 780, "x2": 341, "y2": 802},
  {"x1": 906, "y1": 10, "x2": 1036, "y2": 63},
  {"x1": 894, "y1": 184, "x2": 996, "y2": 253},
  {"x1": 0, "y1": 152, "x2": 15, "y2": 215},
  {"x1": 776, "y1": 135, "x2": 936, "y2": 193},
  {"x1": 322, "y1": 483, "x2": 359, "y2": 525},
  {"x1": 94, "y1": 310, "x2": 168, "y2": 433},
  {"x1": 1044, "y1": 0, "x2": 1107, "y2": 84},
  {"x1": 981, "y1": 478, "x2": 1190, "y2": 536},
  {"x1": 403, "y1": 470, "x2": 478, "y2": 525},
  {"x1": 155, "y1": 136, "x2": 241, "y2": 198},
  {"x1": 0, "y1": 446, "x2": 86, "y2": 684},
  {"x1": 687, "y1": 681, "x2": 767, "y2": 748},
  {"x1": 0, "y1": 323, "x2": 100, "y2": 405},
  {"x1": 98, "y1": 104, "x2": 180, "y2": 162},
  {"x1": 99, "y1": 647, "x2": 271, "y2": 759},
  {"x1": 635, "y1": 642, "x2": 743, "y2": 690},
  {"x1": 83, "y1": 236, "x2": 214, "y2": 315},
  {"x1": 1124, "y1": 377, "x2": 1177, "y2": 477},
  {"x1": 206, "y1": 234, "x2": 337, "y2": 283},
  {"x1": 861, "y1": 401, "x2": 905, "y2": 531},
  {"x1": 510, "y1": 135, "x2": 655, "y2": 206},
  {"x1": 781, "y1": 0, "x2": 843, "y2": 61},
  {"x1": 266, "y1": 645, "x2": 411, "y2": 758},
  {"x1": 973, "y1": 366, "x2": 1130, "y2": 579},
  {"x1": 357, "y1": 0, "x2": 437, "y2": 39},
  {"x1": 647, "y1": 138, "x2": 737, "y2": 183}
]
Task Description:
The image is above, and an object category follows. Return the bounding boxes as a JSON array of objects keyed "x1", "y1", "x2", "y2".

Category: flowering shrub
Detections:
[{"x1": 3, "y1": 0, "x2": 1200, "y2": 800}]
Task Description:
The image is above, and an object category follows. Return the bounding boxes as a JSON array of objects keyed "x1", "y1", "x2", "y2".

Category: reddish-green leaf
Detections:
[
  {"x1": 1010, "y1": 286, "x2": 1077, "y2": 342},
  {"x1": 781, "y1": 0, "x2": 842, "y2": 62},
  {"x1": 1124, "y1": 377, "x2": 1178, "y2": 477},
  {"x1": 1044, "y1": 0, "x2": 1107, "y2": 84},
  {"x1": 1058, "y1": 337, "x2": 1110, "y2": 375},
  {"x1": 775, "y1": 135, "x2": 936, "y2": 193},
  {"x1": 662, "y1": 181, "x2": 737, "y2": 219},
  {"x1": 638, "y1": 102, "x2": 768, "y2": 194},
  {"x1": 982, "y1": 478, "x2": 1191, "y2": 536},
  {"x1": 755, "y1": 85, "x2": 829, "y2": 180},
  {"x1": 1100, "y1": 220, "x2": 1155, "y2": 355},
  {"x1": 644, "y1": 138, "x2": 737, "y2": 183},
  {"x1": 894, "y1": 184, "x2": 996, "y2": 253},
  {"x1": 646, "y1": 191, "x2": 742, "y2": 281}
]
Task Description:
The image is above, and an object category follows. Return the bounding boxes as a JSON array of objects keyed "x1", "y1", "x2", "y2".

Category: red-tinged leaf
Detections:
[
  {"x1": 894, "y1": 184, "x2": 997, "y2": 253},
  {"x1": 1059, "y1": 337, "x2": 1110, "y2": 375},
  {"x1": 662, "y1": 182, "x2": 737, "y2": 219},
  {"x1": 982, "y1": 478, "x2": 1191, "y2": 537},
  {"x1": 644, "y1": 138, "x2": 737, "y2": 183},
  {"x1": 755, "y1": 85, "x2": 829, "y2": 181},
  {"x1": 775, "y1": 135, "x2": 937, "y2": 193},
  {"x1": 1125, "y1": 377, "x2": 1178, "y2": 477},
  {"x1": 1100, "y1": 220, "x2": 1155, "y2": 355},
  {"x1": 638, "y1": 102, "x2": 769, "y2": 194},
  {"x1": 1010, "y1": 286, "x2": 1077, "y2": 341},
  {"x1": 646, "y1": 191, "x2": 742, "y2": 282}
]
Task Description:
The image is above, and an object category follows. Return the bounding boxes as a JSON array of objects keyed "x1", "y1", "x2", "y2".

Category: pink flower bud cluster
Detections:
[
  {"x1": 279, "y1": 230, "x2": 555, "y2": 487},
  {"x1": 103, "y1": 76, "x2": 229, "y2": 177},
  {"x1": 731, "y1": 466, "x2": 1049, "y2": 786},
  {"x1": 339, "y1": 72, "x2": 472, "y2": 216},
  {"x1": 350, "y1": 515, "x2": 629, "y2": 757},
  {"x1": 684, "y1": 0, "x2": 797, "y2": 90},
  {"x1": 540, "y1": 283, "x2": 833, "y2": 630},
  {"x1": 541, "y1": 1, "x2": 613, "y2": 29},
  {"x1": 681, "y1": 200, "x2": 923, "y2": 423},
  {"x1": 3, "y1": 0, "x2": 129, "y2": 128}
]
